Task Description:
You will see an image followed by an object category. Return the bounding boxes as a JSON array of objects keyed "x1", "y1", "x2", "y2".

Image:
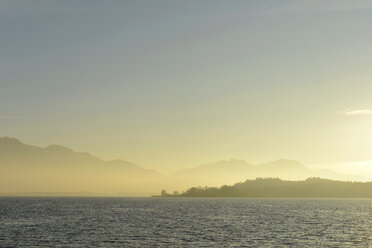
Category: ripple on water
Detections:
[{"x1": 0, "y1": 197, "x2": 371, "y2": 247}]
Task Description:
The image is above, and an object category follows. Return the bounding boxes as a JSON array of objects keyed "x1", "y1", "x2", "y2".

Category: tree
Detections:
[{"x1": 161, "y1": 189, "x2": 169, "y2": 197}]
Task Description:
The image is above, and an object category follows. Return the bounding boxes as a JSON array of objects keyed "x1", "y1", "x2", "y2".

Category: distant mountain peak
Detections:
[
  {"x1": 258, "y1": 159, "x2": 306, "y2": 170},
  {"x1": 0, "y1": 137, "x2": 23, "y2": 145},
  {"x1": 215, "y1": 159, "x2": 248, "y2": 165},
  {"x1": 45, "y1": 145, "x2": 74, "y2": 154}
]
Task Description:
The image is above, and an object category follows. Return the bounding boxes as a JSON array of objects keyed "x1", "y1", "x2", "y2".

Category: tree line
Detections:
[{"x1": 161, "y1": 178, "x2": 372, "y2": 198}]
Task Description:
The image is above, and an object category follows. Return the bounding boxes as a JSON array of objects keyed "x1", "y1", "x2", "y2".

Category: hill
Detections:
[{"x1": 162, "y1": 178, "x2": 372, "y2": 198}]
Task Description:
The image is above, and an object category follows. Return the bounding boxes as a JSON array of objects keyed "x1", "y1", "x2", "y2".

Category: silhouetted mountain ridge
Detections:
[
  {"x1": 45, "y1": 145, "x2": 76, "y2": 154},
  {"x1": 0, "y1": 137, "x2": 159, "y2": 172},
  {"x1": 0, "y1": 137, "x2": 367, "y2": 196},
  {"x1": 0, "y1": 137, "x2": 162, "y2": 195}
]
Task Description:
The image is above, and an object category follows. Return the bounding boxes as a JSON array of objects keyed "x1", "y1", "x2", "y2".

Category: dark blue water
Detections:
[{"x1": 0, "y1": 197, "x2": 371, "y2": 247}]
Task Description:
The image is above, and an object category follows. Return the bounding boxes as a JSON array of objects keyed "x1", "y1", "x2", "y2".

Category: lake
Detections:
[{"x1": 0, "y1": 197, "x2": 371, "y2": 247}]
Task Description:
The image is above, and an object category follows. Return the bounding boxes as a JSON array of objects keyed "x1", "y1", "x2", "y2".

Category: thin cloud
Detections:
[{"x1": 341, "y1": 109, "x2": 372, "y2": 115}]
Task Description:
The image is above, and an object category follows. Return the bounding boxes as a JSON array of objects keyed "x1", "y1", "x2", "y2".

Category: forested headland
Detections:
[{"x1": 160, "y1": 178, "x2": 372, "y2": 198}]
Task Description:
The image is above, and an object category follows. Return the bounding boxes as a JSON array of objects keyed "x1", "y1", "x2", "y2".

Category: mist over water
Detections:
[{"x1": 0, "y1": 197, "x2": 371, "y2": 247}]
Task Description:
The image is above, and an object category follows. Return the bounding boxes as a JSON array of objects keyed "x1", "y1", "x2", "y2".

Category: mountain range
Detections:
[
  {"x1": 0, "y1": 137, "x2": 365, "y2": 196},
  {"x1": 168, "y1": 158, "x2": 364, "y2": 190},
  {"x1": 0, "y1": 137, "x2": 163, "y2": 196}
]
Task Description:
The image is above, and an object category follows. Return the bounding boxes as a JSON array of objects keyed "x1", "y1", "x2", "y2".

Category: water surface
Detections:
[{"x1": 0, "y1": 197, "x2": 371, "y2": 247}]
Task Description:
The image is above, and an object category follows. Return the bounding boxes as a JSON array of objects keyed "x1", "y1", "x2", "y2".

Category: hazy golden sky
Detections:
[{"x1": 1, "y1": 0, "x2": 372, "y2": 174}]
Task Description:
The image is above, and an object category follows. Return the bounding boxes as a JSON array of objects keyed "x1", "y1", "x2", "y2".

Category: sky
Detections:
[{"x1": 1, "y1": 0, "x2": 372, "y2": 175}]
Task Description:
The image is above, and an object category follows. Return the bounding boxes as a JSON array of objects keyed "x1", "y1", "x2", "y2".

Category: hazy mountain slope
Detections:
[
  {"x1": 171, "y1": 159, "x2": 255, "y2": 187},
  {"x1": 169, "y1": 159, "x2": 364, "y2": 191},
  {"x1": 0, "y1": 137, "x2": 163, "y2": 196}
]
